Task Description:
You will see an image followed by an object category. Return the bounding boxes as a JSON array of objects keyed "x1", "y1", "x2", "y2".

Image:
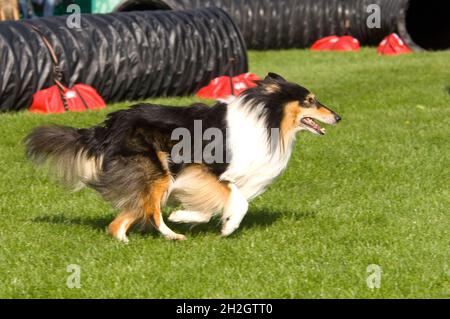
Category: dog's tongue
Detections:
[
  {"x1": 302, "y1": 117, "x2": 325, "y2": 134},
  {"x1": 304, "y1": 118, "x2": 319, "y2": 130}
]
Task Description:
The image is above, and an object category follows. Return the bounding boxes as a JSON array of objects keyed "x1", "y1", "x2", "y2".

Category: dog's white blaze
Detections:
[{"x1": 221, "y1": 97, "x2": 295, "y2": 200}]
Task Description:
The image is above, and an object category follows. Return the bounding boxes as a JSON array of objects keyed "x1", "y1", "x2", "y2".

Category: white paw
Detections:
[
  {"x1": 221, "y1": 218, "x2": 240, "y2": 237},
  {"x1": 165, "y1": 233, "x2": 187, "y2": 241},
  {"x1": 115, "y1": 233, "x2": 129, "y2": 244},
  {"x1": 168, "y1": 210, "x2": 210, "y2": 224},
  {"x1": 109, "y1": 225, "x2": 130, "y2": 243}
]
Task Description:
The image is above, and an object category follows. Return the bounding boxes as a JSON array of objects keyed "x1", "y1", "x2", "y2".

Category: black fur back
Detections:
[
  {"x1": 84, "y1": 103, "x2": 230, "y2": 176},
  {"x1": 25, "y1": 102, "x2": 230, "y2": 210}
]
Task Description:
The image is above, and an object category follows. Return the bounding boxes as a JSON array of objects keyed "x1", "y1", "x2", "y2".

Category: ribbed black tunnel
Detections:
[
  {"x1": 115, "y1": 0, "x2": 450, "y2": 51},
  {"x1": 402, "y1": 0, "x2": 450, "y2": 51},
  {"x1": 0, "y1": 8, "x2": 248, "y2": 112}
]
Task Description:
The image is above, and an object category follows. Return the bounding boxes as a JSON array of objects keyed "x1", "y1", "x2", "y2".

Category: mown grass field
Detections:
[{"x1": 0, "y1": 48, "x2": 449, "y2": 298}]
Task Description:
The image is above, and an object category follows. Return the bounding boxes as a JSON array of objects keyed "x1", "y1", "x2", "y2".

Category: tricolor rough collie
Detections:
[{"x1": 25, "y1": 73, "x2": 341, "y2": 242}]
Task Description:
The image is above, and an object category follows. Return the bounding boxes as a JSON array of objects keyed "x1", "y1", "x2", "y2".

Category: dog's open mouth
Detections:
[{"x1": 301, "y1": 117, "x2": 326, "y2": 135}]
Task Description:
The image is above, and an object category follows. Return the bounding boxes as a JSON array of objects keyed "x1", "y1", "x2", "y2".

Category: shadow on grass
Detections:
[
  {"x1": 32, "y1": 214, "x2": 111, "y2": 232},
  {"x1": 180, "y1": 209, "x2": 317, "y2": 236},
  {"x1": 171, "y1": 209, "x2": 282, "y2": 237},
  {"x1": 32, "y1": 209, "x2": 318, "y2": 237}
]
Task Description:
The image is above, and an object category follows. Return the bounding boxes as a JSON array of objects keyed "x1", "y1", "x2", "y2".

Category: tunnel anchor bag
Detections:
[
  {"x1": 377, "y1": 33, "x2": 412, "y2": 55},
  {"x1": 30, "y1": 81, "x2": 106, "y2": 114}
]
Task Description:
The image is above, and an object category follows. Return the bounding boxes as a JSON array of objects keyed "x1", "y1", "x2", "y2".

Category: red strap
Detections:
[
  {"x1": 229, "y1": 57, "x2": 235, "y2": 96},
  {"x1": 24, "y1": 23, "x2": 62, "y2": 82}
]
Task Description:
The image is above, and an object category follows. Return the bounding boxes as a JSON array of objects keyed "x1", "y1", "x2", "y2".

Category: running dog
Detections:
[{"x1": 25, "y1": 73, "x2": 341, "y2": 242}]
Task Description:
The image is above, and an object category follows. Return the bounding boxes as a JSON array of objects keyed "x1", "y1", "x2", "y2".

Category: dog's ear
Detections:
[{"x1": 264, "y1": 72, "x2": 286, "y2": 82}]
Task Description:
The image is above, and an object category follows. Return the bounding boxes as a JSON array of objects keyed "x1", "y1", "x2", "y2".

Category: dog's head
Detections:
[{"x1": 244, "y1": 73, "x2": 341, "y2": 136}]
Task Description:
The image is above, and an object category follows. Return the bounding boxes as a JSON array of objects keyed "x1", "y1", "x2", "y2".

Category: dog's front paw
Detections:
[
  {"x1": 165, "y1": 233, "x2": 187, "y2": 241},
  {"x1": 111, "y1": 231, "x2": 130, "y2": 243},
  {"x1": 221, "y1": 219, "x2": 240, "y2": 237}
]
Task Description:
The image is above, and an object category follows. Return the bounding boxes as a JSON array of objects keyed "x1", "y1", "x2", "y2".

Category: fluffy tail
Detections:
[{"x1": 24, "y1": 125, "x2": 102, "y2": 190}]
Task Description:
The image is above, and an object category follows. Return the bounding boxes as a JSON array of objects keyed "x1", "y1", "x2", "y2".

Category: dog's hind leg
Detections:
[
  {"x1": 108, "y1": 211, "x2": 140, "y2": 243},
  {"x1": 91, "y1": 150, "x2": 184, "y2": 242},
  {"x1": 144, "y1": 175, "x2": 186, "y2": 241}
]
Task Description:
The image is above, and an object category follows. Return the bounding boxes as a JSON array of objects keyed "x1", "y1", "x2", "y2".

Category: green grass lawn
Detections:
[{"x1": 0, "y1": 48, "x2": 449, "y2": 298}]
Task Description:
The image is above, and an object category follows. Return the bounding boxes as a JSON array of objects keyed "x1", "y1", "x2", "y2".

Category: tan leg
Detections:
[
  {"x1": 144, "y1": 176, "x2": 186, "y2": 241},
  {"x1": 108, "y1": 211, "x2": 140, "y2": 243}
]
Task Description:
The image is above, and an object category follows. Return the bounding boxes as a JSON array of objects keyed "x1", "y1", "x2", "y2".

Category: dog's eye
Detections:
[{"x1": 303, "y1": 98, "x2": 314, "y2": 107}]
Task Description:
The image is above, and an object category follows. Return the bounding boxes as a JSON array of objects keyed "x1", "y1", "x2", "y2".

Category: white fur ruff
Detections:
[{"x1": 220, "y1": 97, "x2": 296, "y2": 200}]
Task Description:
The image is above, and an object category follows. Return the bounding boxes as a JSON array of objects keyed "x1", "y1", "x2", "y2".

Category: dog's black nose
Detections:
[{"x1": 334, "y1": 114, "x2": 342, "y2": 122}]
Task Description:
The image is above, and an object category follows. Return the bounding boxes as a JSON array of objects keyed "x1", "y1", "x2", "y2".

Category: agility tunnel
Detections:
[
  {"x1": 0, "y1": 8, "x2": 247, "y2": 112},
  {"x1": 114, "y1": 0, "x2": 450, "y2": 51}
]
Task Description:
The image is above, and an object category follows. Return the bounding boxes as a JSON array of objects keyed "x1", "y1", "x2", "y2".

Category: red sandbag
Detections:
[
  {"x1": 377, "y1": 33, "x2": 412, "y2": 55},
  {"x1": 311, "y1": 35, "x2": 360, "y2": 51},
  {"x1": 196, "y1": 72, "x2": 260, "y2": 99},
  {"x1": 29, "y1": 82, "x2": 106, "y2": 114}
]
